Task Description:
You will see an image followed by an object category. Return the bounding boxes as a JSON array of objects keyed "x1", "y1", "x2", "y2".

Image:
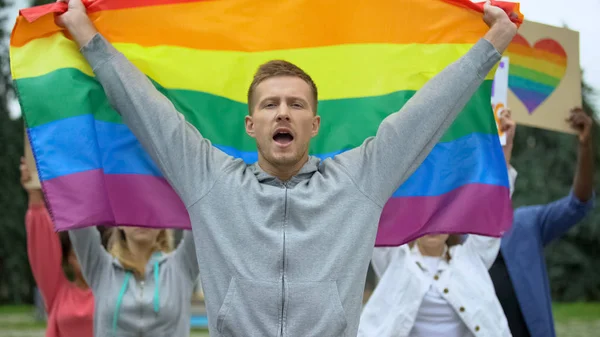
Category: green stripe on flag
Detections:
[{"x1": 17, "y1": 68, "x2": 496, "y2": 154}]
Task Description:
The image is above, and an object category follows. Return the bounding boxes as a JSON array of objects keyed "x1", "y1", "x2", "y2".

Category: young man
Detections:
[
  {"x1": 489, "y1": 107, "x2": 595, "y2": 337},
  {"x1": 56, "y1": 0, "x2": 518, "y2": 335}
]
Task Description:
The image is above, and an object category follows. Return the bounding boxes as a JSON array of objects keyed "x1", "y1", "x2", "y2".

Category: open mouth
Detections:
[{"x1": 273, "y1": 128, "x2": 294, "y2": 146}]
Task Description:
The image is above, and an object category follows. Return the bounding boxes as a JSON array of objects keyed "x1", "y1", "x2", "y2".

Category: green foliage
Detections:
[
  {"x1": 0, "y1": 111, "x2": 30, "y2": 305},
  {"x1": 0, "y1": 0, "x2": 31, "y2": 304},
  {"x1": 32, "y1": 0, "x2": 53, "y2": 6},
  {"x1": 510, "y1": 81, "x2": 600, "y2": 301}
]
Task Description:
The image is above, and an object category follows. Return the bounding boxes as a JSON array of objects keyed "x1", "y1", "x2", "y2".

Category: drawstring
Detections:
[
  {"x1": 112, "y1": 272, "x2": 131, "y2": 337},
  {"x1": 153, "y1": 259, "x2": 160, "y2": 313},
  {"x1": 112, "y1": 253, "x2": 162, "y2": 336}
]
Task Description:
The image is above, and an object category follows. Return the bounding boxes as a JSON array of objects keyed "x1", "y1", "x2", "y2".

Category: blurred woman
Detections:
[
  {"x1": 358, "y1": 233, "x2": 513, "y2": 337},
  {"x1": 21, "y1": 158, "x2": 94, "y2": 337},
  {"x1": 68, "y1": 205, "x2": 199, "y2": 336}
]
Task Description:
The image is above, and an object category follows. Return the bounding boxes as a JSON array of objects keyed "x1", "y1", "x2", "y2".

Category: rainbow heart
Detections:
[{"x1": 507, "y1": 34, "x2": 567, "y2": 114}]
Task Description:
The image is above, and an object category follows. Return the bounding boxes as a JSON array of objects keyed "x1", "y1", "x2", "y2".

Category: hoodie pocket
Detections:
[
  {"x1": 285, "y1": 281, "x2": 348, "y2": 337},
  {"x1": 216, "y1": 278, "x2": 281, "y2": 337}
]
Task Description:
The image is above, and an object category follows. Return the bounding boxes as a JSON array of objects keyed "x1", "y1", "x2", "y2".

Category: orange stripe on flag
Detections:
[{"x1": 14, "y1": 0, "x2": 495, "y2": 50}]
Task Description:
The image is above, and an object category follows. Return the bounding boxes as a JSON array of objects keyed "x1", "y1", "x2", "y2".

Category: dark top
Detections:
[{"x1": 489, "y1": 252, "x2": 531, "y2": 337}]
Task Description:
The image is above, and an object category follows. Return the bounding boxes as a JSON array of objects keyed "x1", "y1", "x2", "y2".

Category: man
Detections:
[
  {"x1": 490, "y1": 107, "x2": 595, "y2": 337},
  {"x1": 56, "y1": 0, "x2": 518, "y2": 335}
]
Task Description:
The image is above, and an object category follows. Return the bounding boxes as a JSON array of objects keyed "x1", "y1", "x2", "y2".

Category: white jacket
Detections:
[
  {"x1": 358, "y1": 167, "x2": 518, "y2": 337},
  {"x1": 358, "y1": 237, "x2": 511, "y2": 337}
]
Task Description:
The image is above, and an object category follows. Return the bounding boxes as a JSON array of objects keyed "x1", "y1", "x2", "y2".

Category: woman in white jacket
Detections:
[
  {"x1": 358, "y1": 109, "x2": 518, "y2": 337},
  {"x1": 357, "y1": 231, "x2": 514, "y2": 337}
]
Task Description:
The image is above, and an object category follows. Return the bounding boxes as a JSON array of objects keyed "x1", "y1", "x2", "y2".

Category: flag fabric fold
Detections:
[{"x1": 11, "y1": 0, "x2": 522, "y2": 246}]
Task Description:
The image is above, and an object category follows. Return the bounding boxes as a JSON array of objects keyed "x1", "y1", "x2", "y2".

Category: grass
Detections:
[
  {"x1": 552, "y1": 302, "x2": 600, "y2": 337},
  {"x1": 553, "y1": 302, "x2": 600, "y2": 322},
  {"x1": 0, "y1": 306, "x2": 36, "y2": 314},
  {"x1": 190, "y1": 330, "x2": 210, "y2": 337},
  {"x1": 0, "y1": 303, "x2": 598, "y2": 336},
  {"x1": 0, "y1": 322, "x2": 47, "y2": 330},
  {"x1": 0, "y1": 305, "x2": 211, "y2": 336}
]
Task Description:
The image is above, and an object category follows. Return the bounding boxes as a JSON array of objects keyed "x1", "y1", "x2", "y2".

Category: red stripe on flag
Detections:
[
  {"x1": 20, "y1": 0, "x2": 522, "y2": 25},
  {"x1": 19, "y1": 0, "x2": 209, "y2": 23},
  {"x1": 442, "y1": 0, "x2": 523, "y2": 26}
]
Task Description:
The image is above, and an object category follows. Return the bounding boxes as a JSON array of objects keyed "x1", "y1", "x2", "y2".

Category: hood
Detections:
[
  {"x1": 112, "y1": 251, "x2": 164, "y2": 336},
  {"x1": 249, "y1": 156, "x2": 321, "y2": 188}
]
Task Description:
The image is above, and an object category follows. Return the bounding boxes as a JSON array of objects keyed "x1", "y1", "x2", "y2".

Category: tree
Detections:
[
  {"x1": 0, "y1": 0, "x2": 30, "y2": 303},
  {"x1": 0, "y1": 0, "x2": 58, "y2": 304}
]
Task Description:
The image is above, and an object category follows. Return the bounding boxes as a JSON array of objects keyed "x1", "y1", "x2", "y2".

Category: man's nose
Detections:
[{"x1": 276, "y1": 106, "x2": 291, "y2": 121}]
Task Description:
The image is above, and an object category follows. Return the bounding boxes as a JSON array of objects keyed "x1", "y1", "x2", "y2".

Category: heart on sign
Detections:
[{"x1": 506, "y1": 34, "x2": 567, "y2": 114}]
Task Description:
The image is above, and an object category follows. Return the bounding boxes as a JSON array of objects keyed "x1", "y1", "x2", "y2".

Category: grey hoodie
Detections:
[
  {"x1": 81, "y1": 34, "x2": 501, "y2": 337},
  {"x1": 68, "y1": 228, "x2": 199, "y2": 337}
]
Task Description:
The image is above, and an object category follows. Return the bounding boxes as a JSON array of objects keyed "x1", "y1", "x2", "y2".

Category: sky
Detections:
[
  {"x1": 3, "y1": 0, "x2": 600, "y2": 118},
  {"x1": 517, "y1": 0, "x2": 600, "y2": 111}
]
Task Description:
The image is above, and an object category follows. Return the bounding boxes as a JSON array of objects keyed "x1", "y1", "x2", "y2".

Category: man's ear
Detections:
[
  {"x1": 245, "y1": 115, "x2": 256, "y2": 138},
  {"x1": 311, "y1": 115, "x2": 321, "y2": 137}
]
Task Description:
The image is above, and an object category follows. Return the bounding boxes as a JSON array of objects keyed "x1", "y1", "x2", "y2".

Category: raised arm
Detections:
[
  {"x1": 531, "y1": 108, "x2": 595, "y2": 245},
  {"x1": 68, "y1": 227, "x2": 113, "y2": 290},
  {"x1": 499, "y1": 108, "x2": 517, "y2": 195},
  {"x1": 463, "y1": 113, "x2": 516, "y2": 268},
  {"x1": 334, "y1": 4, "x2": 517, "y2": 206},
  {"x1": 21, "y1": 159, "x2": 67, "y2": 311},
  {"x1": 25, "y1": 195, "x2": 67, "y2": 311},
  {"x1": 569, "y1": 108, "x2": 594, "y2": 205},
  {"x1": 463, "y1": 157, "x2": 517, "y2": 268},
  {"x1": 56, "y1": 0, "x2": 233, "y2": 206},
  {"x1": 370, "y1": 247, "x2": 402, "y2": 278},
  {"x1": 173, "y1": 230, "x2": 200, "y2": 282}
]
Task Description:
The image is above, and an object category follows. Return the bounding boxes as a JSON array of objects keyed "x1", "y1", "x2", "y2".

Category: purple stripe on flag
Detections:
[
  {"x1": 376, "y1": 183, "x2": 513, "y2": 246},
  {"x1": 43, "y1": 169, "x2": 190, "y2": 231}
]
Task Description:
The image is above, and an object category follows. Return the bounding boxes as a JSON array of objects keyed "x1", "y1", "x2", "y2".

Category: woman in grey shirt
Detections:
[{"x1": 69, "y1": 225, "x2": 198, "y2": 337}]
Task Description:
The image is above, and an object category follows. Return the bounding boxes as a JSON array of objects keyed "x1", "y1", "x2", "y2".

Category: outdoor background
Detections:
[{"x1": 0, "y1": 0, "x2": 599, "y2": 336}]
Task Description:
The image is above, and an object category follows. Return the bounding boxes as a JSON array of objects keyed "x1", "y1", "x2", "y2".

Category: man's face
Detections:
[{"x1": 245, "y1": 76, "x2": 320, "y2": 168}]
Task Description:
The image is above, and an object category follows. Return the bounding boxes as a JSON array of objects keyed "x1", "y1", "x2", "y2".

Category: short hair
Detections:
[{"x1": 247, "y1": 60, "x2": 318, "y2": 114}]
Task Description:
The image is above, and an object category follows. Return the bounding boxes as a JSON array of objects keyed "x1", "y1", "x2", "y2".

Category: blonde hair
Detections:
[{"x1": 108, "y1": 228, "x2": 174, "y2": 277}]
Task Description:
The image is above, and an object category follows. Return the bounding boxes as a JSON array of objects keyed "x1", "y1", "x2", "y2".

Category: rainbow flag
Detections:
[{"x1": 10, "y1": 0, "x2": 522, "y2": 245}]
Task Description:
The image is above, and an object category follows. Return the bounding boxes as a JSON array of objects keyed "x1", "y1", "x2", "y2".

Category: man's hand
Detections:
[
  {"x1": 482, "y1": 1, "x2": 518, "y2": 54},
  {"x1": 55, "y1": 0, "x2": 98, "y2": 47},
  {"x1": 566, "y1": 107, "x2": 594, "y2": 202},
  {"x1": 20, "y1": 157, "x2": 44, "y2": 205},
  {"x1": 567, "y1": 107, "x2": 593, "y2": 146},
  {"x1": 483, "y1": 1, "x2": 519, "y2": 29}
]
